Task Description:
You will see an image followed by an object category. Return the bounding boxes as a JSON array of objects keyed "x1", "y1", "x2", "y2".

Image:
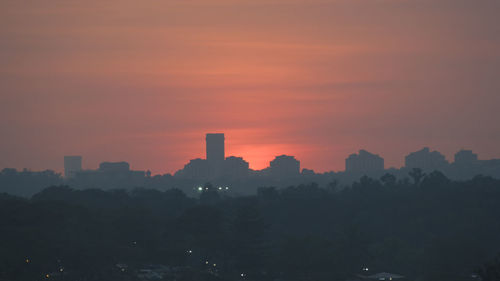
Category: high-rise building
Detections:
[
  {"x1": 205, "y1": 133, "x2": 225, "y2": 179},
  {"x1": 454, "y1": 149, "x2": 478, "y2": 164},
  {"x1": 451, "y1": 149, "x2": 480, "y2": 180},
  {"x1": 405, "y1": 147, "x2": 448, "y2": 171},
  {"x1": 223, "y1": 156, "x2": 249, "y2": 179},
  {"x1": 64, "y1": 156, "x2": 82, "y2": 178},
  {"x1": 176, "y1": 158, "x2": 209, "y2": 179},
  {"x1": 206, "y1": 133, "x2": 225, "y2": 163},
  {"x1": 345, "y1": 150, "x2": 384, "y2": 173},
  {"x1": 269, "y1": 155, "x2": 300, "y2": 178}
]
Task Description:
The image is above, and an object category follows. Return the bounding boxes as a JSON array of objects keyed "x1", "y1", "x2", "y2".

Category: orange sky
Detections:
[{"x1": 1, "y1": 0, "x2": 499, "y2": 174}]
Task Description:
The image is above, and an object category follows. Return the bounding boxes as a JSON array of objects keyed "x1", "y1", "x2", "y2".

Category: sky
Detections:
[{"x1": 1, "y1": 0, "x2": 499, "y2": 174}]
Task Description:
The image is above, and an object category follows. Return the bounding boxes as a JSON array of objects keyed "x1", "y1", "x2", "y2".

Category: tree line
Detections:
[{"x1": 1, "y1": 170, "x2": 500, "y2": 281}]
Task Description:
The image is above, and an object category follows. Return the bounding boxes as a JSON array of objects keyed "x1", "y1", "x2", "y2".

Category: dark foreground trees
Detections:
[
  {"x1": 477, "y1": 254, "x2": 500, "y2": 281},
  {"x1": 0, "y1": 173, "x2": 500, "y2": 281}
]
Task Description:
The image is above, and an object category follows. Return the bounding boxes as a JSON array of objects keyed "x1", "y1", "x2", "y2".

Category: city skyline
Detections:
[
  {"x1": 1, "y1": 130, "x2": 497, "y2": 175},
  {"x1": 1, "y1": 133, "x2": 500, "y2": 174},
  {"x1": 4, "y1": 132, "x2": 499, "y2": 198},
  {"x1": 52, "y1": 133, "x2": 500, "y2": 176}
]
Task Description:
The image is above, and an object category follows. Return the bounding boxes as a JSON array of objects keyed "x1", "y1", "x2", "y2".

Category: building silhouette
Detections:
[
  {"x1": 345, "y1": 149, "x2": 384, "y2": 173},
  {"x1": 206, "y1": 133, "x2": 225, "y2": 164},
  {"x1": 206, "y1": 133, "x2": 225, "y2": 178},
  {"x1": 177, "y1": 158, "x2": 209, "y2": 179},
  {"x1": 64, "y1": 156, "x2": 82, "y2": 178},
  {"x1": 454, "y1": 149, "x2": 478, "y2": 165},
  {"x1": 449, "y1": 149, "x2": 479, "y2": 180},
  {"x1": 269, "y1": 155, "x2": 300, "y2": 178},
  {"x1": 405, "y1": 147, "x2": 448, "y2": 171},
  {"x1": 176, "y1": 133, "x2": 252, "y2": 180},
  {"x1": 223, "y1": 156, "x2": 249, "y2": 179},
  {"x1": 99, "y1": 161, "x2": 130, "y2": 173},
  {"x1": 70, "y1": 161, "x2": 146, "y2": 190}
]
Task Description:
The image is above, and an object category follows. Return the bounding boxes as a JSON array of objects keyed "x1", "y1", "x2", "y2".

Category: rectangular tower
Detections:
[
  {"x1": 206, "y1": 133, "x2": 225, "y2": 163},
  {"x1": 64, "y1": 156, "x2": 82, "y2": 178}
]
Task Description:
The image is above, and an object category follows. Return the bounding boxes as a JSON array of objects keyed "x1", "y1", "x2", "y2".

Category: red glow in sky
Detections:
[{"x1": 1, "y1": 0, "x2": 500, "y2": 174}]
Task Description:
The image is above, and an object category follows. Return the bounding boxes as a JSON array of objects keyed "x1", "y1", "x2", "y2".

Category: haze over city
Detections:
[
  {"x1": 1, "y1": 0, "x2": 500, "y2": 174},
  {"x1": 2, "y1": 1, "x2": 500, "y2": 280}
]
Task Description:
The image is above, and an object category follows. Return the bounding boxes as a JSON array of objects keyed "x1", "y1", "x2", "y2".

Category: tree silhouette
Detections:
[
  {"x1": 477, "y1": 254, "x2": 500, "y2": 281},
  {"x1": 409, "y1": 168, "x2": 425, "y2": 185},
  {"x1": 380, "y1": 173, "x2": 397, "y2": 187},
  {"x1": 199, "y1": 182, "x2": 221, "y2": 205}
]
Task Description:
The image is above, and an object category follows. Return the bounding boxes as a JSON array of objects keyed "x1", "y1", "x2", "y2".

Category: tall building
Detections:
[
  {"x1": 269, "y1": 155, "x2": 300, "y2": 178},
  {"x1": 64, "y1": 156, "x2": 82, "y2": 178},
  {"x1": 71, "y1": 161, "x2": 146, "y2": 190},
  {"x1": 345, "y1": 150, "x2": 384, "y2": 173},
  {"x1": 175, "y1": 158, "x2": 209, "y2": 179},
  {"x1": 175, "y1": 134, "x2": 253, "y2": 180},
  {"x1": 451, "y1": 149, "x2": 480, "y2": 180},
  {"x1": 454, "y1": 149, "x2": 478, "y2": 164},
  {"x1": 223, "y1": 156, "x2": 249, "y2": 179},
  {"x1": 405, "y1": 147, "x2": 448, "y2": 171},
  {"x1": 206, "y1": 133, "x2": 225, "y2": 163}
]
